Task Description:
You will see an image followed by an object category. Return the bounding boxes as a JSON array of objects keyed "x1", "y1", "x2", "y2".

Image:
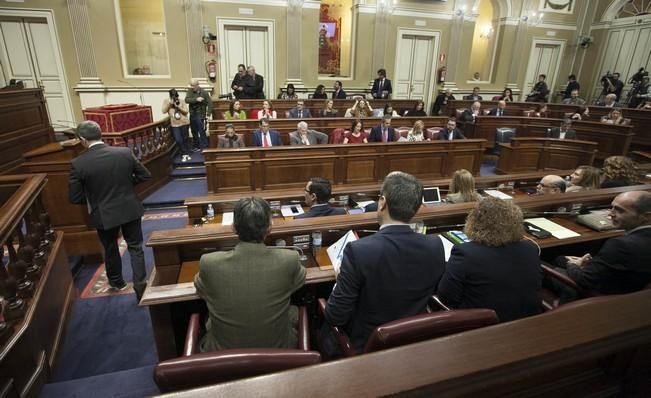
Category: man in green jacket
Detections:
[
  {"x1": 194, "y1": 197, "x2": 306, "y2": 351},
  {"x1": 186, "y1": 79, "x2": 213, "y2": 150}
]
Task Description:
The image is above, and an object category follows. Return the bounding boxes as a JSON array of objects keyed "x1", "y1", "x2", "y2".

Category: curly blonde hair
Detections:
[
  {"x1": 602, "y1": 156, "x2": 638, "y2": 185},
  {"x1": 464, "y1": 197, "x2": 524, "y2": 246}
]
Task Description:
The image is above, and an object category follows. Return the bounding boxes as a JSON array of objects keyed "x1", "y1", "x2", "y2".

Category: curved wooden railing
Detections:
[
  {"x1": 0, "y1": 173, "x2": 74, "y2": 397},
  {"x1": 102, "y1": 117, "x2": 173, "y2": 162}
]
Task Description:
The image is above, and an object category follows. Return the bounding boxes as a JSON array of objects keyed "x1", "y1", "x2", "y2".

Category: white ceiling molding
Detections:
[{"x1": 200, "y1": 0, "x2": 320, "y2": 8}]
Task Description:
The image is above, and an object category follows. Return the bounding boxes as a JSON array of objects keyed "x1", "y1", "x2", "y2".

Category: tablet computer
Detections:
[{"x1": 422, "y1": 187, "x2": 441, "y2": 204}]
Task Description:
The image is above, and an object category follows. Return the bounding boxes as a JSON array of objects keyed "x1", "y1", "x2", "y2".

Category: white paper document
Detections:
[
  {"x1": 438, "y1": 235, "x2": 455, "y2": 262},
  {"x1": 280, "y1": 205, "x2": 305, "y2": 217},
  {"x1": 326, "y1": 230, "x2": 358, "y2": 274},
  {"x1": 482, "y1": 190, "x2": 513, "y2": 200},
  {"x1": 221, "y1": 212, "x2": 234, "y2": 225},
  {"x1": 354, "y1": 200, "x2": 375, "y2": 209},
  {"x1": 525, "y1": 217, "x2": 580, "y2": 239}
]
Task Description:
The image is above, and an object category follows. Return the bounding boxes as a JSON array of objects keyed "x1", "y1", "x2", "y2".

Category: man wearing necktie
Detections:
[
  {"x1": 288, "y1": 100, "x2": 312, "y2": 119},
  {"x1": 369, "y1": 116, "x2": 396, "y2": 142},
  {"x1": 289, "y1": 121, "x2": 329, "y2": 145},
  {"x1": 488, "y1": 100, "x2": 507, "y2": 117},
  {"x1": 372, "y1": 68, "x2": 393, "y2": 99},
  {"x1": 254, "y1": 118, "x2": 282, "y2": 147}
]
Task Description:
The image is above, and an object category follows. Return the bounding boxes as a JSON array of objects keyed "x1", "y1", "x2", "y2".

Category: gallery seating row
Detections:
[{"x1": 211, "y1": 98, "x2": 420, "y2": 120}]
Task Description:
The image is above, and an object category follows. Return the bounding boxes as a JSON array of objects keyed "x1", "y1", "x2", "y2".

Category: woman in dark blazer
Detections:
[{"x1": 437, "y1": 197, "x2": 542, "y2": 322}]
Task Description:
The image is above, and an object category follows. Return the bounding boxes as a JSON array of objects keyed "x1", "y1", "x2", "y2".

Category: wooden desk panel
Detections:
[
  {"x1": 203, "y1": 140, "x2": 486, "y2": 193},
  {"x1": 497, "y1": 138, "x2": 597, "y2": 174}
]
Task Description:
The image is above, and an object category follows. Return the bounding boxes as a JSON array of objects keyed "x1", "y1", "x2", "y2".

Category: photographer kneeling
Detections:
[{"x1": 162, "y1": 88, "x2": 191, "y2": 162}]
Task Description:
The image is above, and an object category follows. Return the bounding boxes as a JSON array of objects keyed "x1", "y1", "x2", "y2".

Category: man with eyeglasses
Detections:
[
  {"x1": 294, "y1": 177, "x2": 346, "y2": 219},
  {"x1": 288, "y1": 100, "x2": 312, "y2": 119},
  {"x1": 537, "y1": 175, "x2": 566, "y2": 195}
]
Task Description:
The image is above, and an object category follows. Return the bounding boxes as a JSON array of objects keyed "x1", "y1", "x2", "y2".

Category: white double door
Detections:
[
  {"x1": 393, "y1": 31, "x2": 438, "y2": 105},
  {"x1": 0, "y1": 15, "x2": 74, "y2": 129},
  {"x1": 523, "y1": 40, "x2": 564, "y2": 98},
  {"x1": 220, "y1": 24, "x2": 272, "y2": 99}
]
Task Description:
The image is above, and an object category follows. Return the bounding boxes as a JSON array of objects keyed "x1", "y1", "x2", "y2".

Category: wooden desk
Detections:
[
  {"x1": 154, "y1": 290, "x2": 651, "y2": 398},
  {"x1": 203, "y1": 140, "x2": 486, "y2": 193},
  {"x1": 208, "y1": 116, "x2": 449, "y2": 146},
  {"x1": 142, "y1": 185, "x2": 651, "y2": 360},
  {"x1": 211, "y1": 99, "x2": 420, "y2": 120},
  {"x1": 496, "y1": 138, "x2": 598, "y2": 174},
  {"x1": 184, "y1": 169, "x2": 576, "y2": 220}
]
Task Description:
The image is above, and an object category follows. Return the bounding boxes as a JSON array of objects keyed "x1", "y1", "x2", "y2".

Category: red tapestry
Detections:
[
  {"x1": 83, "y1": 104, "x2": 153, "y2": 132},
  {"x1": 318, "y1": 4, "x2": 342, "y2": 75}
]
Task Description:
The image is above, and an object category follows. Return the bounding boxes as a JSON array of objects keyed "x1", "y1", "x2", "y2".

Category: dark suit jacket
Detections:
[
  {"x1": 488, "y1": 108, "x2": 506, "y2": 116},
  {"x1": 368, "y1": 125, "x2": 396, "y2": 142},
  {"x1": 324, "y1": 225, "x2": 446, "y2": 351},
  {"x1": 332, "y1": 89, "x2": 347, "y2": 99},
  {"x1": 438, "y1": 128, "x2": 466, "y2": 140},
  {"x1": 253, "y1": 129, "x2": 283, "y2": 146},
  {"x1": 437, "y1": 241, "x2": 542, "y2": 322},
  {"x1": 547, "y1": 128, "x2": 577, "y2": 140},
  {"x1": 287, "y1": 107, "x2": 313, "y2": 119},
  {"x1": 567, "y1": 227, "x2": 651, "y2": 294},
  {"x1": 69, "y1": 143, "x2": 151, "y2": 230},
  {"x1": 294, "y1": 204, "x2": 346, "y2": 219},
  {"x1": 371, "y1": 78, "x2": 392, "y2": 99},
  {"x1": 195, "y1": 242, "x2": 306, "y2": 351},
  {"x1": 461, "y1": 109, "x2": 478, "y2": 123},
  {"x1": 463, "y1": 95, "x2": 483, "y2": 101},
  {"x1": 289, "y1": 130, "x2": 328, "y2": 145},
  {"x1": 241, "y1": 74, "x2": 264, "y2": 99}
]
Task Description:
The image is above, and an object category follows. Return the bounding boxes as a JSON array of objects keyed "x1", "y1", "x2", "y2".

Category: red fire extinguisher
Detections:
[{"x1": 206, "y1": 60, "x2": 217, "y2": 82}]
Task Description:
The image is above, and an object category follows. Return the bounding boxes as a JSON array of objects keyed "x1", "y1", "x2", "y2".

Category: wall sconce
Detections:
[
  {"x1": 522, "y1": 11, "x2": 544, "y2": 26},
  {"x1": 455, "y1": 4, "x2": 478, "y2": 19},
  {"x1": 479, "y1": 25, "x2": 493, "y2": 39}
]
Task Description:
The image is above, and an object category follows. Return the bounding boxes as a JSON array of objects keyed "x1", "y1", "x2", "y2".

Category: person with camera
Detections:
[
  {"x1": 186, "y1": 79, "x2": 213, "y2": 151},
  {"x1": 162, "y1": 88, "x2": 191, "y2": 162},
  {"x1": 628, "y1": 75, "x2": 650, "y2": 109},
  {"x1": 601, "y1": 72, "x2": 624, "y2": 102}
]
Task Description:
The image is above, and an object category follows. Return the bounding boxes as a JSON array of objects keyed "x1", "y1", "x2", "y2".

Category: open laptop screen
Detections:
[{"x1": 422, "y1": 187, "x2": 441, "y2": 204}]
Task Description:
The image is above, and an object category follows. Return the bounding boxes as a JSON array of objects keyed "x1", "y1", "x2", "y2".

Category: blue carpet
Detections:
[
  {"x1": 170, "y1": 165, "x2": 206, "y2": 178},
  {"x1": 41, "y1": 365, "x2": 160, "y2": 398},
  {"x1": 481, "y1": 160, "x2": 497, "y2": 176},
  {"x1": 49, "y1": 213, "x2": 189, "y2": 386},
  {"x1": 142, "y1": 178, "x2": 207, "y2": 207}
]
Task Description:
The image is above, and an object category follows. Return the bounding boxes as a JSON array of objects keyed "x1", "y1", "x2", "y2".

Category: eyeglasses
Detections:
[{"x1": 537, "y1": 181, "x2": 554, "y2": 188}]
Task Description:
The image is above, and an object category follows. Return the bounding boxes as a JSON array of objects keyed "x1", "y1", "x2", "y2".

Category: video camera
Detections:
[
  {"x1": 629, "y1": 67, "x2": 648, "y2": 85},
  {"x1": 600, "y1": 71, "x2": 615, "y2": 85}
]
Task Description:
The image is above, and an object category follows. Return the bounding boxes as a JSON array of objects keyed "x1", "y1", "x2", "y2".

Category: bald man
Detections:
[
  {"x1": 186, "y1": 79, "x2": 213, "y2": 150},
  {"x1": 488, "y1": 100, "x2": 506, "y2": 117},
  {"x1": 537, "y1": 175, "x2": 566, "y2": 195},
  {"x1": 555, "y1": 191, "x2": 651, "y2": 296}
]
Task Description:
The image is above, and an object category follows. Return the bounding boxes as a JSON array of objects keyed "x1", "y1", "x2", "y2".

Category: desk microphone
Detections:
[
  {"x1": 425, "y1": 223, "x2": 465, "y2": 231},
  {"x1": 118, "y1": 79, "x2": 145, "y2": 105},
  {"x1": 357, "y1": 229, "x2": 378, "y2": 234},
  {"x1": 523, "y1": 210, "x2": 581, "y2": 217}
]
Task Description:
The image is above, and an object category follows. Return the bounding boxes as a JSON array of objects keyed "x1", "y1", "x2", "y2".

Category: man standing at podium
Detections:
[{"x1": 68, "y1": 121, "x2": 151, "y2": 302}]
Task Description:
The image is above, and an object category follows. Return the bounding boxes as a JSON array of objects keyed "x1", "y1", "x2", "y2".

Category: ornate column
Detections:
[
  {"x1": 184, "y1": 0, "x2": 207, "y2": 82},
  {"x1": 370, "y1": 1, "x2": 391, "y2": 86},
  {"x1": 284, "y1": 0, "x2": 305, "y2": 92},
  {"x1": 67, "y1": 0, "x2": 103, "y2": 89}
]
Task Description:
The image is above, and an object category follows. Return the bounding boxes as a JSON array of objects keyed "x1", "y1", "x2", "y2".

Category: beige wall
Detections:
[{"x1": 1, "y1": 0, "x2": 630, "y2": 119}]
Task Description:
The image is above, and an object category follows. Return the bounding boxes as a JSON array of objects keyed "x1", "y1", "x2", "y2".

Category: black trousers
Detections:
[{"x1": 96, "y1": 218, "x2": 146, "y2": 298}]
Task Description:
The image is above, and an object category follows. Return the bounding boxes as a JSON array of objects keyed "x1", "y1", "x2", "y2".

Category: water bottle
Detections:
[
  {"x1": 311, "y1": 231, "x2": 322, "y2": 257},
  {"x1": 206, "y1": 204, "x2": 215, "y2": 220}
]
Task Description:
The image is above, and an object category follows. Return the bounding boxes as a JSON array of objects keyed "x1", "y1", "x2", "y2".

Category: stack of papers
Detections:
[
  {"x1": 221, "y1": 212, "x2": 234, "y2": 225},
  {"x1": 280, "y1": 205, "x2": 305, "y2": 217},
  {"x1": 326, "y1": 230, "x2": 358, "y2": 274},
  {"x1": 483, "y1": 190, "x2": 513, "y2": 200},
  {"x1": 525, "y1": 218, "x2": 580, "y2": 239}
]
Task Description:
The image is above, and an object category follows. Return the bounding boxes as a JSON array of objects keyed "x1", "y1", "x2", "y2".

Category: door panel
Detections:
[
  {"x1": 223, "y1": 25, "x2": 269, "y2": 98},
  {"x1": 0, "y1": 20, "x2": 36, "y2": 87},
  {"x1": 395, "y1": 35, "x2": 414, "y2": 99},
  {"x1": 394, "y1": 33, "x2": 434, "y2": 101},
  {"x1": 410, "y1": 37, "x2": 431, "y2": 99}
]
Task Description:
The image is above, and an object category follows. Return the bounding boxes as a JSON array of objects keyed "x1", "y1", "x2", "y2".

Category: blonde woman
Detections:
[
  {"x1": 437, "y1": 197, "x2": 542, "y2": 322},
  {"x1": 566, "y1": 166, "x2": 601, "y2": 192},
  {"x1": 320, "y1": 99, "x2": 338, "y2": 117},
  {"x1": 600, "y1": 108, "x2": 624, "y2": 125},
  {"x1": 406, "y1": 120, "x2": 428, "y2": 142},
  {"x1": 344, "y1": 98, "x2": 373, "y2": 118},
  {"x1": 446, "y1": 169, "x2": 483, "y2": 203}
]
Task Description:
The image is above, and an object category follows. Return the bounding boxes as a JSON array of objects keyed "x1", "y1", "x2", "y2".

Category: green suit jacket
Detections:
[{"x1": 194, "y1": 242, "x2": 306, "y2": 351}]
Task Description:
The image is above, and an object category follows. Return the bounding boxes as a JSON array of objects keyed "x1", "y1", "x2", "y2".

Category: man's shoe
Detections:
[
  {"x1": 109, "y1": 282, "x2": 131, "y2": 292},
  {"x1": 181, "y1": 155, "x2": 189, "y2": 162}
]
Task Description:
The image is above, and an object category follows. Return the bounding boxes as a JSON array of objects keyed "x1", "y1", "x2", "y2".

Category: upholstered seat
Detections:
[
  {"x1": 154, "y1": 307, "x2": 320, "y2": 392},
  {"x1": 317, "y1": 298, "x2": 498, "y2": 357}
]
